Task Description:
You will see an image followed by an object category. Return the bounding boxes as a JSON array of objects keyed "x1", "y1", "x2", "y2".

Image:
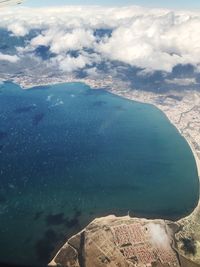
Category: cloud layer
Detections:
[
  {"x1": 1, "y1": 5, "x2": 200, "y2": 73},
  {"x1": 0, "y1": 52, "x2": 19, "y2": 62}
]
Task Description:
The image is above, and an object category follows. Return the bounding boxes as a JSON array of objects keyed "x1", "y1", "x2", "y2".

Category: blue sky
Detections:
[{"x1": 24, "y1": 0, "x2": 200, "y2": 9}]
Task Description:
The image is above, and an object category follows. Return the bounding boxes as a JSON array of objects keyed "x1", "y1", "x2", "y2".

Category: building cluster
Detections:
[
  {"x1": 112, "y1": 223, "x2": 147, "y2": 246},
  {"x1": 111, "y1": 223, "x2": 179, "y2": 267},
  {"x1": 122, "y1": 244, "x2": 156, "y2": 266},
  {"x1": 12, "y1": 74, "x2": 115, "y2": 90},
  {"x1": 155, "y1": 247, "x2": 178, "y2": 265}
]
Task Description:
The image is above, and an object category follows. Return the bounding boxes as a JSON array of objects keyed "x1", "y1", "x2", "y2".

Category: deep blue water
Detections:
[{"x1": 0, "y1": 82, "x2": 199, "y2": 265}]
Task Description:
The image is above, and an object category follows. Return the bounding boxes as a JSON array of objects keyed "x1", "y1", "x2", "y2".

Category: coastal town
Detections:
[
  {"x1": 111, "y1": 222, "x2": 179, "y2": 266},
  {"x1": 49, "y1": 215, "x2": 180, "y2": 267}
]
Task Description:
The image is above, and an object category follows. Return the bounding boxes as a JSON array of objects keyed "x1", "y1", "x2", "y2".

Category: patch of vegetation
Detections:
[{"x1": 181, "y1": 237, "x2": 197, "y2": 256}]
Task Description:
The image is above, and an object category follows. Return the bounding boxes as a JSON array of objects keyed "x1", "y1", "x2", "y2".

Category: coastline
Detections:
[
  {"x1": 49, "y1": 214, "x2": 180, "y2": 267},
  {"x1": 110, "y1": 89, "x2": 200, "y2": 181},
  {"x1": 8, "y1": 78, "x2": 200, "y2": 214},
  {"x1": 112, "y1": 90, "x2": 200, "y2": 176},
  {"x1": 21, "y1": 79, "x2": 200, "y2": 181},
  {"x1": 181, "y1": 134, "x2": 200, "y2": 178},
  {"x1": 12, "y1": 78, "x2": 200, "y2": 183},
  {"x1": 4, "y1": 79, "x2": 200, "y2": 265}
]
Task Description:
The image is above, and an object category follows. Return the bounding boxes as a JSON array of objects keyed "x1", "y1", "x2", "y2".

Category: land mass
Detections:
[
  {"x1": 49, "y1": 215, "x2": 180, "y2": 267},
  {"x1": 48, "y1": 211, "x2": 200, "y2": 267}
]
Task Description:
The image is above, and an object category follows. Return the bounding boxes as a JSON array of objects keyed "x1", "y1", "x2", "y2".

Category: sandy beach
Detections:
[
  {"x1": 183, "y1": 135, "x2": 200, "y2": 178},
  {"x1": 124, "y1": 90, "x2": 200, "y2": 221}
]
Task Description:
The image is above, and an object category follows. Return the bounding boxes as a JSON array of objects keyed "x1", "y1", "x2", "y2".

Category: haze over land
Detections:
[{"x1": 0, "y1": 4, "x2": 200, "y2": 93}]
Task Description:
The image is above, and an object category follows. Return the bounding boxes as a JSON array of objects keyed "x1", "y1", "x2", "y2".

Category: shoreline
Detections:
[
  {"x1": 108, "y1": 88, "x2": 200, "y2": 222},
  {"x1": 110, "y1": 89, "x2": 200, "y2": 177},
  {"x1": 21, "y1": 80, "x2": 200, "y2": 180},
  {"x1": 12, "y1": 78, "x2": 200, "y2": 177},
  {"x1": 3, "y1": 79, "x2": 200, "y2": 265},
  {"x1": 181, "y1": 134, "x2": 200, "y2": 178},
  {"x1": 6, "y1": 79, "x2": 200, "y2": 219}
]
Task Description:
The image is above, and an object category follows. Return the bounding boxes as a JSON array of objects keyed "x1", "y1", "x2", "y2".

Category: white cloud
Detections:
[
  {"x1": 165, "y1": 77, "x2": 197, "y2": 86},
  {"x1": 148, "y1": 223, "x2": 170, "y2": 248},
  {"x1": 1, "y1": 6, "x2": 200, "y2": 73},
  {"x1": 51, "y1": 29, "x2": 95, "y2": 54},
  {"x1": 0, "y1": 52, "x2": 19, "y2": 63},
  {"x1": 47, "y1": 47, "x2": 101, "y2": 73},
  {"x1": 7, "y1": 22, "x2": 28, "y2": 37},
  {"x1": 30, "y1": 28, "x2": 95, "y2": 54},
  {"x1": 86, "y1": 67, "x2": 98, "y2": 77},
  {"x1": 51, "y1": 54, "x2": 90, "y2": 73},
  {"x1": 97, "y1": 11, "x2": 200, "y2": 72}
]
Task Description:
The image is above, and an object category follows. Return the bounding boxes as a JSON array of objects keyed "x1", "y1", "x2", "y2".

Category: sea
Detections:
[{"x1": 0, "y1": 81, "x2": 199, "y2": 265}]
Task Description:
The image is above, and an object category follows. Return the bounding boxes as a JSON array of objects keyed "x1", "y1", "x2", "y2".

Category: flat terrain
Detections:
[
  {"x1": 49, "y1": 215, "x2": 180, "y2": 267},
  {"x1": 49, "y1": 213, "x2": 200, "y2": 267}
]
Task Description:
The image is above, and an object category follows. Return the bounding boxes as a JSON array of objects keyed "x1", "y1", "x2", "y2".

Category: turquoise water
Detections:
[{"x1": 0, "y1": 82, "x2": 199, "y2": 265}]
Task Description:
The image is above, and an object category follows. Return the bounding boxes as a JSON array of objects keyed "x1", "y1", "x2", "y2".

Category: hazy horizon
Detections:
[{"x1": 22, "y1": 0, "x2": 200, "y2": 10}]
